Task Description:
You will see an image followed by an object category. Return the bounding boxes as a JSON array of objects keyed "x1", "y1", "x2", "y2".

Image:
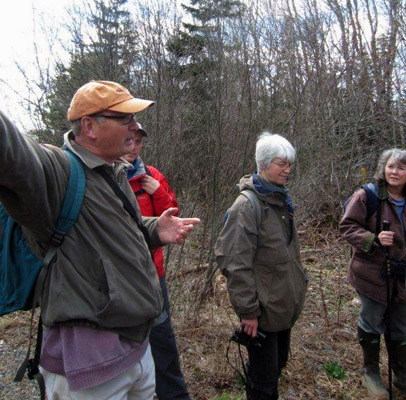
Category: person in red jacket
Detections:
[{"x1": 123, "y1": 122, "x2": 190, "y2": 400}]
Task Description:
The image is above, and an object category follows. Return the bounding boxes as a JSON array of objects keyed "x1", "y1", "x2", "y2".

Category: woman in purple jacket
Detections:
[{"x1": 340, "y1": 148, "x2": 406, "y2": 399}]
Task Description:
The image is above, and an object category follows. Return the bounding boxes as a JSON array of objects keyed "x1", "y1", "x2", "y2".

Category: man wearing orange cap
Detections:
[{"x1": 0, "y1": 80, "x2": 200, "y2": 400}]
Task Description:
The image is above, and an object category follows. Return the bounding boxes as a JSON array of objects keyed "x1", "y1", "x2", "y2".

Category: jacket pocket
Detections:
[
  {"x1": 95, "y1": 258, "x2": 162, "y2": 327},
  {"x1": 351, "y1": 252, "x2": 386, "y2": 286},
  {"x1": 254, "y1": 246, "x2": 290, "y2": 270},
  {"x1": 255, "y1": 256, "x2": 307, "y2": 329},
  {"x1": 396, "y1": 278, "x2": 406, "y2": 301}
]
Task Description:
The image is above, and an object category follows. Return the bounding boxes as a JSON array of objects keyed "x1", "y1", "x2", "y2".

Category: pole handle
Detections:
[
  {"x1": 383, "y1": 220, "x2": 391, "y2": 232},
  {"x1": 382, "y1": 218, "x2": 393, "y2": 399}
]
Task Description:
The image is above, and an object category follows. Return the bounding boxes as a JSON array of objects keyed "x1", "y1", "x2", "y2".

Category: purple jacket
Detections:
[{"x1": 339, "y1": 184, "x2": 406, "y2": 304}]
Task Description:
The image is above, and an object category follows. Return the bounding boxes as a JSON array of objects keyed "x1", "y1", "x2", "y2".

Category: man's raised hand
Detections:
[{"x1": 157, "y1": 208, "x2": 200, "y2": 245}]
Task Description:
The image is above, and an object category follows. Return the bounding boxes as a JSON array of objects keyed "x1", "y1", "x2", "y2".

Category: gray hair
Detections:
[
  {"x1": 374, "y1": 148, "x2": 406, "y2": 182},
  {"x1": 70, "y1": 116, "x2": 105, "y2": 136},
  {"x1": 71, "y1": 120, "x2": 82, "y2": 136},
  {"x1": 255, "y1": 132, "x2": 296, "y2": 172}
]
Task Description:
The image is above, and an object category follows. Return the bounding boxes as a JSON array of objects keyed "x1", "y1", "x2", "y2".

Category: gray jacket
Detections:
[
  {"x1": 0, "y1": 111, "x2": 163, "y2": 341},
  {"x1": 215, "y1": 175, "x2": 308, "y2": 332}
]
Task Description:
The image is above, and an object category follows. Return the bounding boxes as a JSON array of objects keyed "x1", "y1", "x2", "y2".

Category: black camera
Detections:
[{"x1": 231, "y1": 329, "x2": 266, "y2": 348}]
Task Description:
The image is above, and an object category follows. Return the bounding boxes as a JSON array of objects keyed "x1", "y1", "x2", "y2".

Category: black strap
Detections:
[
  {"x1": 225, "y1": 338, "x2": 248, "y2": 387},
  {"x1": 95, "y1": 166, "x2": 152, "y2": 250},
  {"x1": 144, "y1": 165, "x2": 152, "y2": 177},
  {"x1": 28, "y1": 319, "x2": 45, "y2": 400},
  {"x1": 15, "y1": 316, "x2": 45, "y2": 400},
  {"x1": 14, "y1": 241, "x2": 60, "y2": 382},
  {"x1": 375, "y1": 198, "x2": 382, "y2": 236}
]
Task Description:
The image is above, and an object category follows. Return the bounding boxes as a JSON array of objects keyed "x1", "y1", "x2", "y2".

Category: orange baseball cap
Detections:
[{"x1": 67, "y1": 80, "x2": 154, "y2": 121}]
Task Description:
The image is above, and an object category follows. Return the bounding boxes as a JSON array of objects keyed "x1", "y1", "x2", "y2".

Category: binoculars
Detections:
[{"x1": 231, "y1": 329, "x2": 266, "y2": 348}]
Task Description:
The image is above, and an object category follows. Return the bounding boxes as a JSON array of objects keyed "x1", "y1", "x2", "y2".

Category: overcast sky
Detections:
[
  {"x1": 0, "y1": 0, "x2": 388, "y2": 131},
  {"x1": 0, "y1": 0, "x2": 81, "y2": 130}
]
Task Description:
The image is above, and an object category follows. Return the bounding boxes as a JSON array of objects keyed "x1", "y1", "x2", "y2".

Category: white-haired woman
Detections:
[
  {"x1": 215, "y1": 132, "x2": 308, "y2": 400},
  {"x1": 340, "y1": 148, "x2": 406, "y2": 399}
]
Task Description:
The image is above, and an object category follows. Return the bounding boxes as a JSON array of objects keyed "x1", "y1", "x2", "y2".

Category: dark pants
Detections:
[
  {"x1": 149, "y1": 277, "x2": 190, "y2": 400},
  {"x1": 246, "y1": 328, "x2": 291, "y2": 400}
]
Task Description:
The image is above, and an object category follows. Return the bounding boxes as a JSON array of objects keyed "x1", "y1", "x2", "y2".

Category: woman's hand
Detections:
[
  {"x1": 140, "y1": 175, "x2": 160, "y2": 195},
  {"x1": 378, "y1": 230, "x2": 395, "y2": 247}
]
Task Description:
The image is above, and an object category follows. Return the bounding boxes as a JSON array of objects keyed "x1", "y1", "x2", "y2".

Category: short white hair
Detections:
[
  {"x1": 255, "y1": 132, "x2": 296, "y2": 172},
  {"x1": 70, "y1": 115, "x2": 106, "y2": 136}
]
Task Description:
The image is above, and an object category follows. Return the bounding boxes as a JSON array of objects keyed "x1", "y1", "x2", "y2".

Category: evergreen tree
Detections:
[
  {"x1": 37, "y1": 0, "x2": 137, "y2": 139},
  {"x1": 166, "y1": 0, "x2": 244, "y2": 135}
]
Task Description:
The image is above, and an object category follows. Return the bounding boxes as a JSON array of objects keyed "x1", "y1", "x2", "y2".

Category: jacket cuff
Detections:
[
  {"x1": 143, "y1": 217, "x2": 165, "y2": 249},
  {"x1": 361, "y1": 232, "x2": 376, "y2": 254},
  {"x1": 239, "y1": 309, "x2": 261, "y2": 320}
]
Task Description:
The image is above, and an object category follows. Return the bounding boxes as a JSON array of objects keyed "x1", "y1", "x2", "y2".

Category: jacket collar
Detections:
[
  {"x1": 63, "y1": 130, "x2": 127, "y2": 172},
  {"x1": 253, "y1": 173, "x2": 295, "y2": 213},
  {"x1": 127, "y1": 157, "x2": 146, "y2": 180}
]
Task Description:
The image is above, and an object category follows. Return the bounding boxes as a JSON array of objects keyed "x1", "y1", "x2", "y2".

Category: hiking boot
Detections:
[
  {"x1": 362, "y1": 370, "x2": 389, "y2": 399},
  {"x1": 358, "y1": 327, "x2": 389, "y2": 400},
  {"x1": 390, "y1": 339, "x2": 406, "y2": 393}
]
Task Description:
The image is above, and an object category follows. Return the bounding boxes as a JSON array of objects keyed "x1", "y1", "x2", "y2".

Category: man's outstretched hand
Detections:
[{"x1": 158, "y1": 208, "x2": 200, "y2": 245}]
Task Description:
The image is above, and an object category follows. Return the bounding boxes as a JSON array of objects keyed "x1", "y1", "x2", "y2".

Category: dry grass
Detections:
[
  {"x1": 1, "y1": 226, "x2": 406, "y2": 399},
  {"x1": 169, "y1": 227, "x2": 406, "y2": 400}
]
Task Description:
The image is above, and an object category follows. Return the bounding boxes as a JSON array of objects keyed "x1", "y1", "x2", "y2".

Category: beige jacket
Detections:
[
  {"x1": 0, "y1": 111, "x2": 163, "y2": 341},
  {"x1": 215, "y1": 175, "x2": 308, "y2": 332}
]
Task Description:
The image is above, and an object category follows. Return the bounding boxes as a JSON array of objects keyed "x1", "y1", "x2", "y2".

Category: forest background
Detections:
[{"x1": 1, "y1": 0, "x2": 406, "y2": 398}]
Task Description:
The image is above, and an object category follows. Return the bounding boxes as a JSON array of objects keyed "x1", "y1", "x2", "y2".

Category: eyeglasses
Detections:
[
  {"x1": 91, "y1": 113, "x2": 137, "y2": 125},
  {"x1": 271, "y1": 160, "x2": 293, "y2": 170}
]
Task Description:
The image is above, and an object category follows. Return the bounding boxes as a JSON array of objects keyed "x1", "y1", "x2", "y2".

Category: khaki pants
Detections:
[{"x1": 40, "y1": 344, "x2": 155, "y2": 400}]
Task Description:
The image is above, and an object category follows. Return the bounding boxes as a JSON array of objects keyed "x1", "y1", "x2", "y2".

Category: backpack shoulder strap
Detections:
[
  {"x1": 42, "y1": 150, "x2": 86, "y2": 264},
  {"x1": 31, "y1": 150, "x2": 85, "y2": 320},
  {"x1": 361, "y1": 183, "x2": 379, "y2": 221},
  {"x1": 240, "y1": 189, "x2": 261, "y2": 229},
  {"x1": 361, "y1": 182, "x2": 384, "y2": 233},
  {"x1": 35, "y1": 149, "x2": 86, "y2": 305},
  {"x1": 15, "y1": 150, "x2": 86, "y2": 394},
  {"x1": 54, "y1": 150, "x2": 86, "y2": 237}
]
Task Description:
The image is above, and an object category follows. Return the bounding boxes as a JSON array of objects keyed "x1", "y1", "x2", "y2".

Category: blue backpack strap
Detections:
[
  {"x1": 14, "y1": 149, "x2": 86, "y2": 392},
  {"x1": 51, "y1": 150, "x2": 86, "y2": 243},
  {"x1": 42, "y1": 149, "x2": 86, "y2": 273}
]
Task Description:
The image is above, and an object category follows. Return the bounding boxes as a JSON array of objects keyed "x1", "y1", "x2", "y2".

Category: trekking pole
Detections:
[{"x1": 382, "y1": 220, "x2": 393, "y2": 400}]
